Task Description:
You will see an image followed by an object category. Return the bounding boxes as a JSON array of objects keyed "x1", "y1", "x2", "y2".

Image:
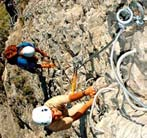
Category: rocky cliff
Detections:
[{"x1": 1, "y1": 0, "x2": 147, "y2": 138}]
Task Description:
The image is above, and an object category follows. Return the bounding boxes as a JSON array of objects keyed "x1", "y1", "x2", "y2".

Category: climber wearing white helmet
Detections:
[
  {"x1": 32, "y1": 86, "x2": 96, "y2": 131},
  {"x1": 4, "y1": 42, "x2": 56, "y2": 73},
  {"x1": 32, "y1": 106, "x2": 52, "y2": 126},
  {"x1": 19, "y1": 46, "x2": 35, "y2": 57}
]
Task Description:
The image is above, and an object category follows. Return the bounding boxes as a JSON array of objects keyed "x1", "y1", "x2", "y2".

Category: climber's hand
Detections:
[
  {"x1": 89, "y1": 91, "x2": 96, "y2": 98},
  {"x1": 84, "y1": 86, "x2": 96, "y2": 98},
  {"x1": 43, "y1": 53, "x2": 49, "y2": 57},
  {"x1": 42, "y1": 56, "x2": 49, "y2": 62}
]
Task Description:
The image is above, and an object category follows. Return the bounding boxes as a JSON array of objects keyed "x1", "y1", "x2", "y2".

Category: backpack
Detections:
[{"x1": 4, "y1": 45, "x2": 17, "y2": 59}]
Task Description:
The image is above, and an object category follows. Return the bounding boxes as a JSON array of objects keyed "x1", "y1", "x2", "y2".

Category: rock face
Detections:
[{"x1": 1, "y1": 0, "x2": 147, "y2": 138}]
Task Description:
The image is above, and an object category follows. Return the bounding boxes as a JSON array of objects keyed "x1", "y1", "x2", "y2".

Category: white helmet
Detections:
[
  {"x1": 21, "y1": 46, "x2": 35, "y2": 57},
  {"x1": 32, "y1": 106, "x2": 52, "y2": 126}
]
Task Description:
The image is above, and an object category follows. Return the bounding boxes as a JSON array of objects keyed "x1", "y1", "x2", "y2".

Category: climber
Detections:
[
  {"x1": 1, "y1": 0, "x2": 18, "y2": 26},
  {"x1": 4, "y1": 42, "x2": 56, "y2": 73},
  {"x1": 32, "y1": 86, "x2": 96, "y2": 132}
]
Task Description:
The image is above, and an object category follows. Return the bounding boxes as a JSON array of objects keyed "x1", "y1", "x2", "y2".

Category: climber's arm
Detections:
[
  {"x1": 71, "y1": 98, "x2": 94, "y2": 121},
  {"x1": 69, "y1": 86, "x2": 96, "y2": 102},
  {"x1": 44, "y1": 92, "x2": 85, "y2": 107},
  {"x1": 35, "y1": 48, "x2": 48, "y2": 57},
  {"x1": 45, "y1": 95, "x2": 70, "y2": 107},
  {"x1": 45, "y1": 87, "x2": 95, "y2": 106}
]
